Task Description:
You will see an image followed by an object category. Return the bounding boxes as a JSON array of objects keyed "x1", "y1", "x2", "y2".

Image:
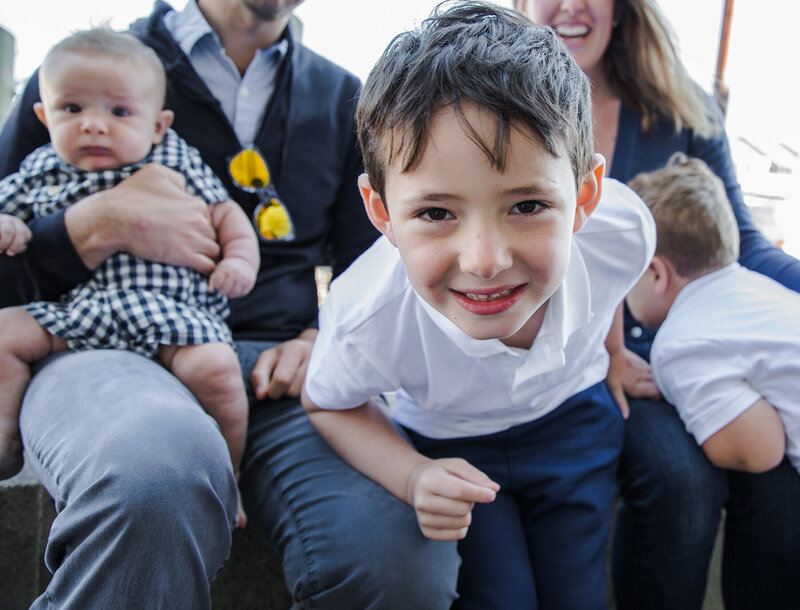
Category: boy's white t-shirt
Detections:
[
  {"x1": 305, "y1": 179, "x2": 656, "y2": 439},
  {"x1": 651, "y1": 263, "x2": 800, "y2": 473}
]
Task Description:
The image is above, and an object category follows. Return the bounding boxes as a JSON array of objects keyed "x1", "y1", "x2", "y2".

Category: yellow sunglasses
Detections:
[{"x1": 228, "y1": 147, "x2": 295, "y2": 241}]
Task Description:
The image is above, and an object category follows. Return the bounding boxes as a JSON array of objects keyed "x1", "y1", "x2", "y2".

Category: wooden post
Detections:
[{"x1": 714, "y1": 0, "x2": 735, "y2": 115}]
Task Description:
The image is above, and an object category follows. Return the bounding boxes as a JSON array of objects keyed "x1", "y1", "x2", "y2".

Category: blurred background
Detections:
[{"x1": 2, "y1": 0, "x2": 797, "y2": 257}]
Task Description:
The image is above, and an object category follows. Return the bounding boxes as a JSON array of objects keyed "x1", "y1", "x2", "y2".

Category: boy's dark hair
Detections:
[
  {"x1": 628, "y1": 153, "x2": 739, "y2": 278},
  {"x1": 41, "y1": 27, "x2": 168, "y2": 106},
  {"x1": 356, "y1": 0, "x2": 594, "y2": 200}
]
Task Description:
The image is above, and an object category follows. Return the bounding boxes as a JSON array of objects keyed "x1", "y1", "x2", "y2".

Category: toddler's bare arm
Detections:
[
  {"x1": 702, "y1": 398, "x2": 786, "y2": 472},
  {"x1": 208, "y1": 200, "x2": 260, "y2": 297}
]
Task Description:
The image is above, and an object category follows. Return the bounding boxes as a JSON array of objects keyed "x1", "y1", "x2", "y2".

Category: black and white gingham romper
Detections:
[{"x1": 0, "y1": 129, "x2": 234, "y2": 358}]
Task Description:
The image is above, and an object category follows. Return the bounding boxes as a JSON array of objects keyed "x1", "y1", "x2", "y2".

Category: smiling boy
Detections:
[{"x1": 301, "y1": 2, "x2": 655, "y2": 607}]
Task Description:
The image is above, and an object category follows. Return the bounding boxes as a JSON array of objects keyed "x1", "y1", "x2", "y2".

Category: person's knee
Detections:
[
  {"x1": 170, "y1": 344, "x2": 244, "y2": 403},
  {"x1": 293, "y1": 508, "x2": 459, "y2": 609},
  {"x1": 81, "y1": 405, "x2": 238, "y2": 529},
  {"x1": 621, "y1": 399, "x2": 724, "y2": 502}
]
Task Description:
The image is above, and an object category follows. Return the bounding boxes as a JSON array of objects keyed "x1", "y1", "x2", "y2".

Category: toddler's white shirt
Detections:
[{"x1": 651, "y1": 263, "x2": 800, "y2": 473}]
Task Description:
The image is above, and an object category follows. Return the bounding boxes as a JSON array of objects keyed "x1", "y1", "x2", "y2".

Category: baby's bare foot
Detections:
[{"x1": 0, "y1": 433, "x2": 23, "y2": 480}]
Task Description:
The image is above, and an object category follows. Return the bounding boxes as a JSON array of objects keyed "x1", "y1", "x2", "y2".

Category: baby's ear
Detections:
[
  {"x1": 151, "y1": 109, "x2": 174, "y2": 145},
  {"x1": 358, "y1": 174, "x2": 396, "y2": 246},
  {"x1": 573, "y1": 154, "x2": 605, "y2": 233},
  {"x1": 33, "y1": 102, "x2": 48, "y2": 128}
]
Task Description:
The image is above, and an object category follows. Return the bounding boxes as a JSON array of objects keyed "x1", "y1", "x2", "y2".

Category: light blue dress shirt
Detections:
[{"x1": 163, "y1": 0, "x2": 288, "y2": 146}]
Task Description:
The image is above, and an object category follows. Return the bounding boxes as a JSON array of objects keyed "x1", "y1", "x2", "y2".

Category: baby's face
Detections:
[
  {"x1": 35, "y1": 52, "x2": 169, "y2": 172},
  {"x1": 367, "y1": 104, "x2": 599, "y2": 349}
]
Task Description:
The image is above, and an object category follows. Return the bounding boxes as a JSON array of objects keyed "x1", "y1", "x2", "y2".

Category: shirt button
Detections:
[{"x1": 630, "y1": 326, "x2": 643, "y2": 338}]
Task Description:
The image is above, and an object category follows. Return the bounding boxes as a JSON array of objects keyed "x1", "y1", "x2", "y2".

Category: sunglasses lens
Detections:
[
  {"x1": 255, "y1": 198, "x2": 293, "y2": 240},
  {"x1": 229, "y1": 148, "x2": 270, "y2": 190}
]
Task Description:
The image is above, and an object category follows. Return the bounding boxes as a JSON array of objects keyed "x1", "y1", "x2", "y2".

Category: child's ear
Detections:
[
  {"x1": 650, "y1": 255, "x2": 673, "y2": 296},
  {"x1": 358, "y1": 173, "x2": 396, "y2": 246},
  {"x1": 573, "y1": 153, "x2": 605, "y2": 233},
  {"x1": 151, "y1": 109, "x2": 174, "y2": 145},
  {"x1": 33, "y1": 102, "x2": 48, "y2": 128}
]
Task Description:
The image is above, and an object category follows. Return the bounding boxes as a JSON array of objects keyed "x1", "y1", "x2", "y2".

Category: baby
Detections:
[{"x1": 0, "y1": 29, "x2": 259, "y2": 526}]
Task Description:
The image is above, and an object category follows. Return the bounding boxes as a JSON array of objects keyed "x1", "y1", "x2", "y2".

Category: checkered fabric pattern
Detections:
[{"x1": 0, "y1": 130, "x2": 234, "y2": 357}]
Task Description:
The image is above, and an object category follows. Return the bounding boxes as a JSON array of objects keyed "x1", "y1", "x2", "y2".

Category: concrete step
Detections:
[{"x1": 0, "y1": 464, "x2": 290, "y2": 610}]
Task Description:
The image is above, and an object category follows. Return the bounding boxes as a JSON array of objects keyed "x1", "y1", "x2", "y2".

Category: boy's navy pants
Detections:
[{"x1": 406, "y1": 380, "x2": 624, "y2": 610}]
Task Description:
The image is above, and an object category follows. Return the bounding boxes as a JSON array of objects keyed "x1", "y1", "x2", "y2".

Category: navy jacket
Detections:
[{"x1": 0, "y1": 1, "x2": 379, "y2": 341}]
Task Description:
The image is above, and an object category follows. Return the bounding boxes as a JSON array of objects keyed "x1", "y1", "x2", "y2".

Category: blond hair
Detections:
[
  {"x1": 628, "y1": 153, "x2": 738, "y2": 278},
  {"x1": 605, "y1": 0, "x2": 718, "y2": 137},
  {"x1": 41, "y1": 27, "x2": 167, "y2": 106}
]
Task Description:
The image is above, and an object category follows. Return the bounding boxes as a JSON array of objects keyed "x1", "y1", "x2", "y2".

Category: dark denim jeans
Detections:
[{"x1": 613, "y1": 397, "x2": 800, "y2": 610}]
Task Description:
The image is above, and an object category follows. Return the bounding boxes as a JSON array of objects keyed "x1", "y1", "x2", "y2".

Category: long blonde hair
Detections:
[{"x1": 605, "y1": 0, "x2": 718, "y2": 137}]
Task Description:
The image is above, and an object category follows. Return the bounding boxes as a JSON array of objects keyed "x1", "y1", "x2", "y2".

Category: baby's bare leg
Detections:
[
  {"x1": 160, "y1": 342, "x2": 248, "y2": 526},
  {"x1": 0, "y1": 307, "x2": 67, "y2": 479}
]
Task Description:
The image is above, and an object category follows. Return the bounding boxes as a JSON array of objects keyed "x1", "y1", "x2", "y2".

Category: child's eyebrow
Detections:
[
  {"x1": 400, "y1": 184, "x2": 561, "y2": 206},
  {"x1": 505, "y1": 183, "x2": 560, "y2": 197}
]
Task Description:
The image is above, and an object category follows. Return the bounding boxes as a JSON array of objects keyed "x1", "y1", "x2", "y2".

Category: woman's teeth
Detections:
[{"x1": 556, "y1": 24, "x2": 589, "y2": 38}]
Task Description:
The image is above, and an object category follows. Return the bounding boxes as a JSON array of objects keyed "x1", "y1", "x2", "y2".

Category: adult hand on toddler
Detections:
[
  {"x1": 68, "y1": 164, "x2": 220, "y2": 272},
  {"x1": 251, "y1": 328, "x2": 317, "y2": 400},
  {"x1": 0, "y1": 214, "x2": 32, "y2": 256},
  {"x1": 209, "y1": 257, "x2": 256, "y2": 297},
  {"x1": 407, "y1": 457, "x2": 499, "y2": 541}
]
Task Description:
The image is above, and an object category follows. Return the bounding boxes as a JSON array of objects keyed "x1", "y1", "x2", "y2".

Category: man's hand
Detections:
[
  {"x1": 251, "y1": 329, "x2": 318, "y2": 400},
  {"x1": 407, "y1": 457, "x2": 499, "y2": 541},
  {"x1": 0, "y1": 214, "x2": 32, "y2": 256},
  {"x1": 209, "y1": 257, "x2": 257, "y2": 297},
  {"x1": 64, "y1": 164, "x2": 220, "y2": 272},
  {"x1": 607, "y1": 346, "x2": 661, "y2": 418}
]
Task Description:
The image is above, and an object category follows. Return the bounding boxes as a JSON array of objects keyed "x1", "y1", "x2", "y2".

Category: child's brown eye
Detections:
[
  {"x1": 514, "y1": 201, "x2": 543, "y2": 214},
  {"x1": 419, "y1": 208, "x2": 452, "y2": 221}
]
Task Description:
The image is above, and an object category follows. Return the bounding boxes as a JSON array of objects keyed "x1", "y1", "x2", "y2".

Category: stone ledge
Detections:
[{"x1": 0, "y1": 464, "x2": 290, "y2": 610}]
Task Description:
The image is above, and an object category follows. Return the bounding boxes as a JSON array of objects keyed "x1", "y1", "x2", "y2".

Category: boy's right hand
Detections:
[
  {"x1": 0, "y1": 214, "x2": 32, "y2": 256},
  {"x1": 407, "y1": 457, "x2": 499, "y2": 541}
]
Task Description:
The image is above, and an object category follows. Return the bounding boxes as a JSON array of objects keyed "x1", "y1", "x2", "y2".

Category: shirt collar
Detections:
[
  {"x1": 164, "y1": 0, "x2": 217, "y2": 58},
  {"x1": 165, "y1": 1, "x2": 290, "y2": 61},
  {"x1": 417, "y1": 238, "x2": 593, "y2": 359}
]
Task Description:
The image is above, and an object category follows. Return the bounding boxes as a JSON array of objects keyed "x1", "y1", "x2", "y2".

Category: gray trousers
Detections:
[{"x1": 22, "y1": 345, "x2": 459, "y2": 609}]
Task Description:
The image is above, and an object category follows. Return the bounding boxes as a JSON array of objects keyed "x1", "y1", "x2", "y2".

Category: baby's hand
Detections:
[
  {"x1": 209, "y1": 257, "x2": 257, "y2": 297},
  {"x1": 0, "y1": 214, "x2": 32, "y2": 256},
  {"x1": 407, "y1": 457, "x2": 499, "y2": 541}
]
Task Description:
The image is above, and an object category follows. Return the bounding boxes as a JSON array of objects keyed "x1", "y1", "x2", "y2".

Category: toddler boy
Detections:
[
  {"x1": 626, "y1": 153, "x2": 800, "y2": 474},
  {"x1": 301, "y1": 2, "x2": 656, "y2": 606}
]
